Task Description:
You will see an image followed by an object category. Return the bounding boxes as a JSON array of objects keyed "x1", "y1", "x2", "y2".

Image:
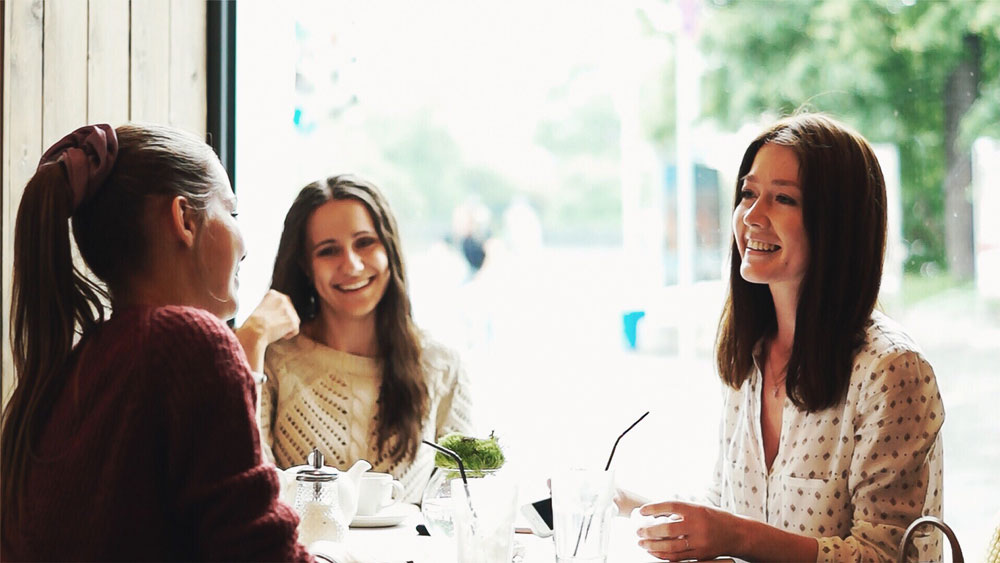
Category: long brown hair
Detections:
[
  {"x1": 716, "y1": 113, "x2": 887, "y2": 411},
  {"x1": 2, "y1": 124, "x2": 219, "y2": 525},
  {"x1": 271, "y1": 175, "x2": 428, "y2": 463}
]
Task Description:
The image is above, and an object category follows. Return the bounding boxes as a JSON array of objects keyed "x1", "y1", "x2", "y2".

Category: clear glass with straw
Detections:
[
  {"x1": 451, "y1": 472, "x2": 519, "y2": 563},
  {"x1": 422, "y1": 439, "x2": 518, "y2": 563},
  {"x1": 551, "y1": 411, "x2": 649, "y2": 563},
  {"x1": 552, "y1": 467, "x2": 616, "y2": 562}
]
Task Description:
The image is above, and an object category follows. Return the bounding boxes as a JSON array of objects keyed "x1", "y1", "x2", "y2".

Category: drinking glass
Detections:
[
  {"x1": 422, "y1": 467, "x2": 501, "y2": 537},
  {"x1": 450, "y1": 474, "x2": 519, "y2": 563},
  {"x1": 551, "y1": 468, "x2": 616, "y2": 563}
]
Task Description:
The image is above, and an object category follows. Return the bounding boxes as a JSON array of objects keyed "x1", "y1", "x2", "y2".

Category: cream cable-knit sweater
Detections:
[{"x1": 260, "y1": 333, "x2": 474, "y2": 503}]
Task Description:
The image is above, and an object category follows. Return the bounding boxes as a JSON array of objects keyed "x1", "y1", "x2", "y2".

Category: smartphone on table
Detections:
[{"x1": 519, "y1": 497, "x2": 554, "y2": 538}]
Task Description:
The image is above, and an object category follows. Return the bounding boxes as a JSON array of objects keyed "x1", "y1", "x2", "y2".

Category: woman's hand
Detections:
[
  {"x1": 635, "y1": 500, "x2": 744, "y2": 561},
  {"x1": 235, "y1": 290, "x2": 300, "y2": 372}
]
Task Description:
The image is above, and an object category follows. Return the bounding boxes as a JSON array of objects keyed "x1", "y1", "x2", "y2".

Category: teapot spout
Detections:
[
  {"x1": 336, "y1": 459, "x2": 372, "y2": 524},
  {"x1": 344, "y1": 459, "x2": 372, "y2": 481}
]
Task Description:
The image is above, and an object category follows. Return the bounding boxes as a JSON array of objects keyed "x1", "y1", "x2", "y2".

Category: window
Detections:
[{"x1": 236, "y1": 0, "x2": 1000, "y2": 551}]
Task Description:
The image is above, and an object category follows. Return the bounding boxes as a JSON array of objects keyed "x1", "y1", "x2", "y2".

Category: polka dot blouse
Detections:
[{"x1": 707, "y1": 311, "x2": 945, "y2": 562}]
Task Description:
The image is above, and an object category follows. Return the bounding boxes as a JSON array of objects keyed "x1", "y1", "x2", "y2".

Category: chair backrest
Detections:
[{"x1": 898, "y1": 516, "x2": 964, "y2": 563}]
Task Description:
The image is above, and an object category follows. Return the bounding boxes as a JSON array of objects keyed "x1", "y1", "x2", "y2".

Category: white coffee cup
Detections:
[{"x1": 356, "y1": 472, "x2": 405, "y2": 516}]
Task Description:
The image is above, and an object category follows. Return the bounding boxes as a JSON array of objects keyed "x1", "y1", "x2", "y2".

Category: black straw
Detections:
[
  {"x1": 604, "y1": 411, "x2": 650, "y2": 471},
  {"x1": 422, "y1": 439, "x2": 468, "y2": 484},
  {"x1": 573, "y1": 410, "x2": 651, "y2": 557},
  {"x1": 423, "y1": 439, "x2": 479, "y2": 536}
]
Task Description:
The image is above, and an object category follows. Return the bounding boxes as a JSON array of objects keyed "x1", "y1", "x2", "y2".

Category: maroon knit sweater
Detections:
[{"x1": 2, "y1": 306, "x2": 314, "y2": 562}]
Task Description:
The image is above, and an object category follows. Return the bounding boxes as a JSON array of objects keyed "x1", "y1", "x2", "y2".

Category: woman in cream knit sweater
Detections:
[{"x1": 258, "y1": 175, "x2": 473, "y2": 503}]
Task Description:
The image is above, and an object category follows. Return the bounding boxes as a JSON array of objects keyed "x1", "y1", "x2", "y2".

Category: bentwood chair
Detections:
[{"x1": 898, "y1": 516, "x2": 964, "y2": 563}]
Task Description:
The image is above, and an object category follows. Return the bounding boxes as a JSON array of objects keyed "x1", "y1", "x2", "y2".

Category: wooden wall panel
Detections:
[
  {"x1": 41, "y1": 0, "x2": 88, "y2": 147},
  {"x1": 40, "y1": 0, "x2": 98, "y2": 377},
  {"x1": 3, "y1": 0, "x2": 44, "y2": 406},
  {"x1": 169, "y1": 0, "x2": 206, "y2": 137},
  {"x1": 88, "y1": 0, "x2": 130, "y2": 126},
  {"x1": 130, "y1": 0, "x2": 170, "y2": 123}
]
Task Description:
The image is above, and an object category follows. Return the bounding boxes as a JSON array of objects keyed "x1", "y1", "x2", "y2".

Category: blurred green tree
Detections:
[
  {"x1": 535, "y1": 87, "x2": 623, "y2": 243},
  {"x1": 692, "y1": 0, "x2": 1000, "y2": 278}
]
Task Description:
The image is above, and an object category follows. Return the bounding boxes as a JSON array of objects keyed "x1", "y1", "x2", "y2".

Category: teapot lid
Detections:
[{"x1": 295, "y1": 448, "x2": 339, "y2": 483}]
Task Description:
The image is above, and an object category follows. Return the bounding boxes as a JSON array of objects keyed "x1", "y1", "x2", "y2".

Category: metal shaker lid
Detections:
[{"x1": 295, "y1": 448, "x2": 339, "y2": 483}]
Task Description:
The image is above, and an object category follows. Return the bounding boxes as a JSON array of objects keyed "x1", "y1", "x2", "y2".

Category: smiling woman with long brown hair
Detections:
[
  {"x1": 260, "y1": 175, "x2": 474, "y2": 502},
  {"x1": 619, "y1": 114, "x2": 945, "y2": 563}
]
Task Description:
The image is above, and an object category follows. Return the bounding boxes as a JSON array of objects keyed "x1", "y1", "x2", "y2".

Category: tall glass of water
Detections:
[
  {"x1": 451, "y1": 474, "x2": 519, "y2": 563},
  {"x1": 551, "y1": 468, "x2": 616, "y2": 563}
]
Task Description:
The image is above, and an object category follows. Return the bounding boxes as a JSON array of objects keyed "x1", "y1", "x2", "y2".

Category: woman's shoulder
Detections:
[
  {"x1": 263, "y1": 333, "x2": 315, "y2": 375},
  {"x1": 112, "y1": 305, "x2": 251, "y2": 390},
  {"x1": 420, "y1": 332, "x2": 467, "y2": 395},
  {"x1": 857, "y1": 310, "x2": 925, "y2": 364},
  {"x1": 146, "y1": 305, "x2": 231, "y2": 335},
  {"x1": 848, "y1": 311, "x2": 944, "y2": 433},
  {"x1": 266, "y1": 332, "x2": 309, "y2": 360},
  {"x1": 113, "y1": 305, "x2": 236, "y2": 352},
  {"x1": 418, "y1": 332, "x2": 463, "y2": 383},
  {"x1": 851, "y1": 310, "x2": 937, "y2": 393}
]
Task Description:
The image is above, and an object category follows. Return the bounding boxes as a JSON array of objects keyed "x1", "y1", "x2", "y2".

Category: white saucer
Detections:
[{"x1": 350, "y1": 503, "x2": 416, "y2": 528}]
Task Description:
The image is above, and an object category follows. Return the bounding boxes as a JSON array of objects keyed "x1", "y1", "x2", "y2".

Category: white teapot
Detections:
[{"x1": 279, "y1": 449, "x2": 371, "y2": 544}]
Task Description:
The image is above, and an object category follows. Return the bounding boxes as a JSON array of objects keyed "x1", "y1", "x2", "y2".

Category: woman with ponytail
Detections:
[{"x1": 1, "y1": 124, "x2": 313, "y2": 561}]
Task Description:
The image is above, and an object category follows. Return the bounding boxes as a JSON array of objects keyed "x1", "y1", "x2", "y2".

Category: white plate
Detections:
[{"x1": 350, "y1": 503, "x2": 415, "y2": 528}]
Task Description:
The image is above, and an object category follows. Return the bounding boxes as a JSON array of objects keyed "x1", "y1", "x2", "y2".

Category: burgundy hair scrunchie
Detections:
[{"x1": 37, "y1": 123, "x2": 119, "y2": 210}]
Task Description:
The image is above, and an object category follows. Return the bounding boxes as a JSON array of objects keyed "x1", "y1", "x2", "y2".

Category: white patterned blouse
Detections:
[{"x1": 707, "y1": 310, "x2": 945, "y2": 562}]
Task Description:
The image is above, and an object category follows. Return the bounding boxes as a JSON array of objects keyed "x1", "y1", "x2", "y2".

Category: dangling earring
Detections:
[{"x1": 308, "y1": 288, "x2": 318, "y2": 317}]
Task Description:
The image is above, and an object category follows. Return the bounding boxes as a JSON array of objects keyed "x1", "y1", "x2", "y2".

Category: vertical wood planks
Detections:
[
  {"x1": 41, "y1": 0, "x2": 88, "y2": 146},
  {"x1": 88, "y1": 0, "x2": 130, "y2": 126},
  {"x1": 130, "y1": 0, "x2": 169, "y2": 123},
  {"x1": 2, "y1": 0, "x2": 211, "y2": 408},
  {"x1": 3, "y1": 0, "x2": 44, "y2": 407},
  {"x1": 169, "y1": 0, "x2": 206, "y2": 137},
  {"x1": 43, "y1": 0, "x2": 94, "y2": 347}
]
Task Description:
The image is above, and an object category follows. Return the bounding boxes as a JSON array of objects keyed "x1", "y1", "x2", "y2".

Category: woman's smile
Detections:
[
  {"x1": 745, "y1": 238, "x2": 781, "y2": 253},
  {"x1": 335, "y1": 277, "x2": 375, "y2": 292}
]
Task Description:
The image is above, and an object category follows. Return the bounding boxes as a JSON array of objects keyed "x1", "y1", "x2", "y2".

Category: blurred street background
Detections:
[{"x1": 235, "y1": 1, "x2": 1000, "y2": 556}]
